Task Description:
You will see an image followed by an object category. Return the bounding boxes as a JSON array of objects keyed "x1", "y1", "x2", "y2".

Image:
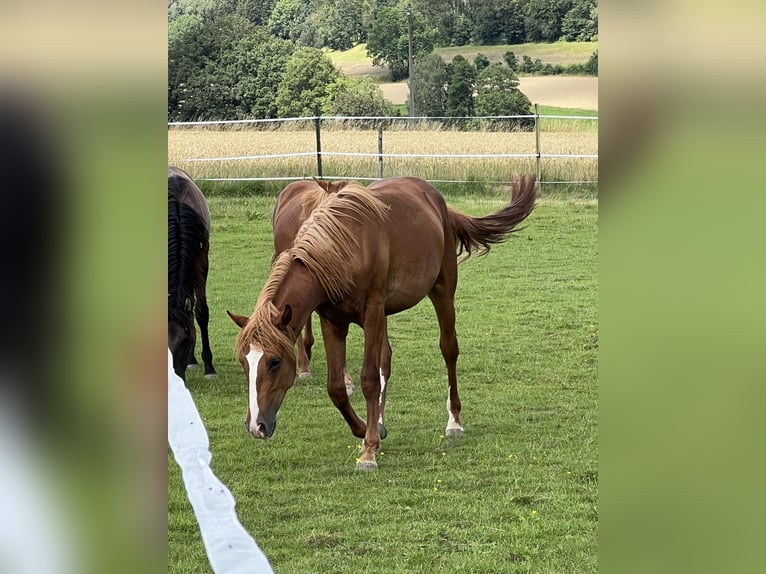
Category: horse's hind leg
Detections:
[
  {"x1": 377, "y1": 332, "x2": 391, "y2": 440},
  {"x1": 297, "y1": 315, "x2": 314, "y2": 379},
  {"x1": 195, "y1": 246, "x2": 217, "y2": 380},
  {"x1": 428, "y1": 283, "x2": 463, "y2": 437}
]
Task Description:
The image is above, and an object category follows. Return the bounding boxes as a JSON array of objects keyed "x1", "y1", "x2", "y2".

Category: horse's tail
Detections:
[
  {"x1": 447, "y1": 175, "x2": 537, "y2": 261},
  {"x1": 168, "y1": 190, "x2": 206, "y2": 325}
]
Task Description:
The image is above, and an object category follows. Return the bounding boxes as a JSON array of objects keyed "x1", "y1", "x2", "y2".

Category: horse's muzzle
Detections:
[{"x1": 245, "y1": 419, "x2": 275, "y2": 439}]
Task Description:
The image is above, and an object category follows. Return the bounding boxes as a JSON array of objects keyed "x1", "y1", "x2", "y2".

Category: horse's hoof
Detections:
[
  {"x1": 186, "y1": 363, "x2": 199, "y2": 370},
  {"x1": 355, "y1": 460, "x2": 378, "y2": 471},
  {"x1": 445, "y1": 427, "x2": 464, "y2": 438},
  {"x1": 204, "y1": 373, "x2": 218, "y2": 380},
  {"x1": 298, "y1": 371, "x2": 311, "y2": 380},
  {"x1": 378, "y1": 422, "x2": 388, "y2": 440}
]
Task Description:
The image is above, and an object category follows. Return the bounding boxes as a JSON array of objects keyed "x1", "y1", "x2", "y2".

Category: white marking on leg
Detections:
[
  {"x1": 344, "y1": 368, "x2": 354, "y2": 396},
  {"x1": 378, "y1": 368, "x2": 387, "y2": 425},
  {"x1": 245, "y1": 346, "x2": 264, "y2": 435},
  {"x1": 446, "y1": 396, "x2": 464, "y2": 435}
]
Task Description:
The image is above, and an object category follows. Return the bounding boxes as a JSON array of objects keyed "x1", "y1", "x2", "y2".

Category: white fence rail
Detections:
[{"x1": 168, "y1": 108, "x2": 598, "y2": 189}]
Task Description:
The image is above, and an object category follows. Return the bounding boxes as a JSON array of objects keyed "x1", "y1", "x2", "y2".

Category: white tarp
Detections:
[{"x1": 168, "y1": 349, "x2": 273, "y2": 574}]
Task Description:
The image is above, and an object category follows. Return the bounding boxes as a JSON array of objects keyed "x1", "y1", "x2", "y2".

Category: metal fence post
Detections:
[
  {"x1": 534, "y1": 103, "x2": 541, "y2": 193},
  {"x1": 314, "y1": 107, "x2": 322, "y2": 178},
  {"x1": 378, "y1": 125, "x2": 384, "y2": 179}
]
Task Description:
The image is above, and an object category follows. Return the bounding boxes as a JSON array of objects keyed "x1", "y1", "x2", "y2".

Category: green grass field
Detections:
[{"x1": 168, "y1": 190, "x2": 598, "y2": 573}]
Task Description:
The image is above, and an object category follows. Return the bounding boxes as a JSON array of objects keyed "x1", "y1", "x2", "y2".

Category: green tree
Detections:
[
  {"x1": 218, "y1": 31, "x2": 294, "y2": 119},
  {"x1": 474, "y1": 53, "x2": 490, "y2": 71},
  {"x1": 520, "y1": 54, "x2": 534, "y2": 73},
  {"x1": 583, "y1": 50, "x2": 598, "y2": 75},
  {"x1": 562, "y1": 0, "x2": 598, "y2": 41},
  {"x1": 445, "y1": 55, "x2": 475, "y2": 121},
  {"x1": 168, "y1": 14, "x2": 256, "y2": 120},
  {"x1": 268, "y1": 0, "x2": 311, "y2": 42},
  {"x1": 524, "y1": 0, "x2": 573, "y2": 42},
  {"x1": 326, "y1": 77, "x2": 394, "y2": 118},
  {"x1": 315, "y1": 0, "x2": 365, "y2": 50},
  {"x1": 412, "y1": 53, "x2": 449, "y2": 117},
  {"x1": 276, "y1": 48, "x2": 342, "y2": 117},
  {"x1": 366, "y1": 5, "x2": 435, "y2": 81},
  {"x1": 168, "y1": 0, "x2": 217, "y2": 44},
  {"x1": 504, "y1": 51, "x2": 518, "y2": 71},
  {"x1": 235, "y1": 0, "x2": 278, "y2": 27},
  {"x1": 475, "y1": 63, "x2": 533, "y2": 129},
  {"x1": 467, "y1": 0, "x2": 525, "y2": 45}
]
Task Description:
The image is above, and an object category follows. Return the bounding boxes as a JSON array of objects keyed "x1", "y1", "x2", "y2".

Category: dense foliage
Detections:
[{"x1": 168, "y1": 0, "x2": 598, "y2": 121}]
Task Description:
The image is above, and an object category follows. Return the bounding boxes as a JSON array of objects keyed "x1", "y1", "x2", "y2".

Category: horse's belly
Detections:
[{"x1": 384, "y1": 267, "x2": 440, "y2": 315}]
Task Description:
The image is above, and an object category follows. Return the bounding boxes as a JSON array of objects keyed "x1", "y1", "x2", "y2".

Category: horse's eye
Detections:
[{"x1": 267, "y1": 358, "x2": 282, "y2": 372}]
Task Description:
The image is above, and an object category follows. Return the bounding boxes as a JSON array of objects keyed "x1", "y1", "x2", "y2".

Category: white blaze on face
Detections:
[
  {"x1": 378, "y1": 368, "x2": 387, "y2": 425},
  {"x1": 246, "y1": 346, "x2": 264, "y2": 433}
]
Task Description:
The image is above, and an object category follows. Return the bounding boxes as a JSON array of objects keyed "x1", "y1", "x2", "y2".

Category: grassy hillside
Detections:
[
  {"x1": 436, "y1": 41, "x2": 598, "y2": 66},
  {"x1": 327, "y1": 41, "x2": 598, "y2": 76}
]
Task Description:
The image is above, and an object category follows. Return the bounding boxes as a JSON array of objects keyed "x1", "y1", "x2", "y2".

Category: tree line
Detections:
[{"x1": 168, "y1": 0, "x2": 598, "y2": 123}]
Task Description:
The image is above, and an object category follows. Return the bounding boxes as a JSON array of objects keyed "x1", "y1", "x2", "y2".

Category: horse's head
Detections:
[
  {"x1": 168, "y1": 298, "x2": 195, "y2": 380},
  {"x1": 228, "y1": 309, "x2": 296, "y2": 439}
]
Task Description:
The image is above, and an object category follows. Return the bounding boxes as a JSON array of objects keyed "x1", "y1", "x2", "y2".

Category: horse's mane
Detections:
[
  {"x1": 168, "y1": 183, "x2": 205, "y2": 327},
  {"x1": 300, "y1": 178, "x2": 349, "y2": 220},
  {"x1": 236, "y1": 182, "x2": 389, "y2": 357}
]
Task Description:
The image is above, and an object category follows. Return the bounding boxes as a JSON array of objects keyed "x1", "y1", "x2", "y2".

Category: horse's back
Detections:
[
  {"x1": 364, "y1": 178, "x2": 455, "y2": 313},
  {"x1": 168, "y1": 166, "x2": 211, "y2": 232},
  {"x1": 368, "y1": 177, "x2": 451, "y2": 249}
]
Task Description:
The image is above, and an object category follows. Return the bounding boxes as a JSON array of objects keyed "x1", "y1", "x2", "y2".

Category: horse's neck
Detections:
[{"x1": 272, "y1": 260, "x2": 325, "y2": 336}]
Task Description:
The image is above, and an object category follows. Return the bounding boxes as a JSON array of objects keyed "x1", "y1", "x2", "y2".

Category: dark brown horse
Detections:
[
  {"x1": 271, "y1": 178, "x2": 354, "y2": 392},
  {"x1": 168, "y1": 166, "x2": 217, "y2": 381},
  {"x1": 228, "y1": 176, "x2": 536, "y2": 470}
]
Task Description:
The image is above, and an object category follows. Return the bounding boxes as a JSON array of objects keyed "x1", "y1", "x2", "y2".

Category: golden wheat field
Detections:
[{"x1": 168, "y1": 122, "x2": 597, "y2": 186}]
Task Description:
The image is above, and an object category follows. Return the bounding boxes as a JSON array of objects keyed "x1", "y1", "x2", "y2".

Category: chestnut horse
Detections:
[
  {"x1": 271, "y1": 179, "x2": 354, "y2": 393},
  {"x1": 168, "y1": 166, "x2": 217, "y2": 381},
  {"x1": 228, "y1": 176, "x2": 536, "y2": 470}
]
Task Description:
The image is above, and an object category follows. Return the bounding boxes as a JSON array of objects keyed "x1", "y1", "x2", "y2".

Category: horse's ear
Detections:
[
  {"x1": 279, "y1": 305, "x2": 292, "y2": 328},
  {"x1": 312, "y1": 177, "x2": 329, "y2": 192},
  {"x1": 226, "y1": 310, "x2": 249, "y2": 328}
]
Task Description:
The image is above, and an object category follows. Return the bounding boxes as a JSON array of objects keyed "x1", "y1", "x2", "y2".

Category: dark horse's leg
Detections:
[
  {"x1": 428, "y1": 272, "x2": 463, "y2": 437},
  {"x1": 320, "y1": 317, "x2": 366, "y2": 437},
  {"x1": 195, "y1": 241, "x2": 217, "y2": 380},
  {"x1": 297, "y1": 315, "x2": 314, "y2": 379}
]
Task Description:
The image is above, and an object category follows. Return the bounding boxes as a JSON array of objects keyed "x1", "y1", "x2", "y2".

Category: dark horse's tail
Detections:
[
  {"x1": 168, "y1": 185, "x2": 206, "y2": 326},
  {"x1": 448, "y1": 175, "x2": 537, "y2": 260}
]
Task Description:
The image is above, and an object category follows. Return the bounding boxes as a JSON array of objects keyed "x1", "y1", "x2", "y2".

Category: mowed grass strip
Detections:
[{"x1": 168, "y1": 191, "x2": 598, "y2": 573}]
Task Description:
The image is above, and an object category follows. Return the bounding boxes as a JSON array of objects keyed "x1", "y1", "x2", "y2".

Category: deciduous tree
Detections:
[{"x1": 276, "y1": 48, "x2": 342, "y2": 117}]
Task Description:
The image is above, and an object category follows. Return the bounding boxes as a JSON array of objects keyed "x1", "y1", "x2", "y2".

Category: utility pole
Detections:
[{"x1": 406, "y1": 3, "x2": 415, "y2": 118}]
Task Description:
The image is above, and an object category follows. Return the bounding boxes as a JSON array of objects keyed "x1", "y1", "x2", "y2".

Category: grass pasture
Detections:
[{"x1": 168, "y1": 191, "x2": 598, "y2": 573}]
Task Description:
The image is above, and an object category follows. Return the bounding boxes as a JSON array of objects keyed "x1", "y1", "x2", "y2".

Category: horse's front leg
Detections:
[
  {"x1": 195, "y1": 243, "x2": 217, "y2": 379},
  {"x1": 356, "y1": 305, "x2": 387, "y2": 471},
  {"x1": 319, "y1": 317, "x2": 366, "y2": 437},
  {"x1": 296, "y1": 315, "x2": 313, "y2": 379}
]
